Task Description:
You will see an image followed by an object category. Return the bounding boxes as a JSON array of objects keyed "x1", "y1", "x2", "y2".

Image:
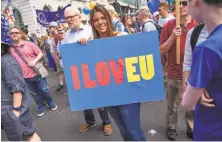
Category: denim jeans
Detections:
[
  {"x1": 84, "y1": 108, "x2": 111, "y2": 125},
  {"x1": 107, "y1": 103, "x2": 146, "y2": 141},
  {"x1": 25, "y1": 75, "x2": 54, "y2": 111}
]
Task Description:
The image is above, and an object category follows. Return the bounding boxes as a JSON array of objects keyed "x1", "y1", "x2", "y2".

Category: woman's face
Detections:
[
  {"x1": 125, "y1": 16, "x2": 132, "y2": 26},
  {"x1": 93, "y1": 11, "x2": 108, "y2": 34}
]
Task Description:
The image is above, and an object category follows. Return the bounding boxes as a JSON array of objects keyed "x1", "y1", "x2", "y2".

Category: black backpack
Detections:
[
  {"x1": 190, "y1": 23, "x2": 205, "y2": 52},
  {"x1": 142, "y1": 21, "x2": 162, "y2": 38}
]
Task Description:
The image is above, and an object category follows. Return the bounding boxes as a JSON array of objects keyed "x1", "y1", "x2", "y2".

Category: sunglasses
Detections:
[
  {"x1": 10, "y1": 32, "x2": 20, "y2": 35},
  {"x1": 180, "y1": 1, "x2": 188, "y2": 7}
]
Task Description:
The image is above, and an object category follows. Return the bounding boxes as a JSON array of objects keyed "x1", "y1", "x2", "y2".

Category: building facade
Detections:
[
  {"x1": 1, "y1": 0, "x2": 108, "y2": 35},
  {"x1": 108, "y1": 0, "x2": 137, "y2": 16}
]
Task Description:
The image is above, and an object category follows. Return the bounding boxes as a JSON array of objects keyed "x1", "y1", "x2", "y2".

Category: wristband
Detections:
[{"x1": 12, "y1": 106, "x2": 21, "y2": 111}]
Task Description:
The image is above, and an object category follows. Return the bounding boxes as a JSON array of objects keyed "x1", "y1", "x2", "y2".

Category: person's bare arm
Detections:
[
  {"x1": 160, "y1": 26, "x2": 181, "y2": 55},
  {"x1": 12, "y1": 92, "x2": 23, "y2": 117},
  {"x1": 182, "y1": 71, "x2": 190, "y2": 94},
  {"x1": 182, "y1": 83, "x2": 203, "y2": 111},
  {"x1": 160, "y1": 35, "x2": 175, "y2": 55},
  {"x1": 28, "y1": 51, "x2": 44, "y2": 67},
  {"x1": 13, "y1": 92, "x2": 22, "y2": 108}
]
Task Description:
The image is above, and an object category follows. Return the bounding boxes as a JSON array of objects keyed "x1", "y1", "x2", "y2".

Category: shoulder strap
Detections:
[
  {"x1": 190, "y1": 23, "x2": 205, "y2": 52},
  {"x1": 114, "y1": 20, "x2": 120, "y2": 29},
  {"x1": 142, "y1": 21, "x2": 149, "y2": 32},
  {"x1": 142, "y1": 21, "x2": 158, "y2": 32},
  {"x1": 12, "y1": 46, "x2": 29, "y2": 65}
]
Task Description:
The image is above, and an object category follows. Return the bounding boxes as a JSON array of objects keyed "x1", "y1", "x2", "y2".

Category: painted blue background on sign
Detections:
[{"x1": 60, "y1": 32, "x2": 165, "y2": 111}]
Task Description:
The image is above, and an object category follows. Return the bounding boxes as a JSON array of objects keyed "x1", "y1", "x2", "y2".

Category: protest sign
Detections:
[{"x1": 60, "y1": 32, "x2": 165, "y2": 111}]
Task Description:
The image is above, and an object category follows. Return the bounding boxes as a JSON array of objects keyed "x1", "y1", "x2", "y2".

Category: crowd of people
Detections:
[{"x1": 1, "y1": 0, "x2": 222, "y2": 141}]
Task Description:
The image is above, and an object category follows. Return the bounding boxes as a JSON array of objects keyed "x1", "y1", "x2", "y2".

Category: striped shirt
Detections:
[
  {"x1": 112, "y1": 19, "x2": 125, "y2": 32},
  {"x1": 183, "y1": 26, "x2": 209, "y2": 72}
]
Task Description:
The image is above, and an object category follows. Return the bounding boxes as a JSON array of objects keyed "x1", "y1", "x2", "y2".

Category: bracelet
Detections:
[{"x1": 12, "y1": 106, "x2": 21, "y2": 111}]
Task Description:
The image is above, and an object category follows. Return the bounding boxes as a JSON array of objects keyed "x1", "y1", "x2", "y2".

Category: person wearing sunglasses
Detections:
[
  {"x1": 160, "y1": 0, "x2": 197, "y2": 140},
  {"x1": 9, "y1": 27, "x2": 58, "y2": 117},
  {"x1": 182, "y1": 0, "x2": 222, "y2": 140}
]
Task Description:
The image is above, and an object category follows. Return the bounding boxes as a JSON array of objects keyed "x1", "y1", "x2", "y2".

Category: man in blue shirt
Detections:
[{"x1": 182, "y1": 0, "x2": 222, "y2": 140}]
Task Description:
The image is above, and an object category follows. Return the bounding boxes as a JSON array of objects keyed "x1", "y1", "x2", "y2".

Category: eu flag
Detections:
[{"x1": 147, "y1": 0, "x2": 160, "y2": 14}]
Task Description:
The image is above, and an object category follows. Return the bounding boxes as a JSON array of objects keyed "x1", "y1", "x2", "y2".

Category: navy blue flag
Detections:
[
  {"x1": 147, "y1": 0, "x2": 160, "y2": 14},
  {"x1": 1, "y1": 14, "x2": 12, "y2": 44},
  {"x1": 35, "y1": 4, "x2": 71, "y2": 27}
]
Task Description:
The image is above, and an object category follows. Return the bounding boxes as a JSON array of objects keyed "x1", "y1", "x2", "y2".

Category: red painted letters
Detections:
[
  {"x1": 71, "y1": 59, "x2": 125, "y2": 90},
  {"x1": 95, "y1": 62, "x2": 111, "y2": 86},
  {"x1": 70, "y1": 66, "x2": 81, "y2": 90},
  {"x1": 82, "y1": 64, "x2": 97, "y2": 88},
  {"x1": 108, "y1": 59, "x2": 124, "y2": 84}
]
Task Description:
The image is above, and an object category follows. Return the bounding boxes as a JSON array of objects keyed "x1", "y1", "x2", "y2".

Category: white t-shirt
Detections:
[
  {"x1": 183, "y1": 25, "x2": 209, "y2": 72},
  {"x1": 158, "y1": 15, "x2": 175, "y2": 27},
  {"x1": 141, "y1": 20, "x2": 157, "y2": 32}
]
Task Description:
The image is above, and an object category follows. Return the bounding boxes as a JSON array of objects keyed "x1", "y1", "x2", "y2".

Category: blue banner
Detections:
[
  {"x1": 60, "y1": 32, "x2": 165, "y2": 111},
  {"x1": 35, "y1": 4, "x2": 71, "y2": 27},
  {"x1": 147, "y1": 0, "x2": 160, "y2": 14},
  {"x1": 1, "y1": 14, "x2": 12, "y2": 44}
]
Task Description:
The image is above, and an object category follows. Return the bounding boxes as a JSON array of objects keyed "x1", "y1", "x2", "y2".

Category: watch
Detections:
[{"x1": 12, "y1": 106, "x2": 21, "y2": 111}]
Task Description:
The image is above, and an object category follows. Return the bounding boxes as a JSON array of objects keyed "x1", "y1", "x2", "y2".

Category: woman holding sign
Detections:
[{"x1": 78, "y1": 5, "x2": 146, "y2": 141}]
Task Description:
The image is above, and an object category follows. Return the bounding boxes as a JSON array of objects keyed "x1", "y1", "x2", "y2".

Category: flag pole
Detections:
[{"x1": 176, "y1": 0, "x2": 180, "y2": 64}]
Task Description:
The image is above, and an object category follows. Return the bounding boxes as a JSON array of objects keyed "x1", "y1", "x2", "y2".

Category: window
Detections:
[{"x1": 13, "y1": 7, "x2": 24, "y2": 28}]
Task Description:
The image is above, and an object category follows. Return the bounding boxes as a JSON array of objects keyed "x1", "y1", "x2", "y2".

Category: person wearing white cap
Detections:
[
  {"x1": 105, "y1": 5, "x2": 125, "y2": 32},
  {"x1": 63, "y1": 6, "x2": 112, "y2": 136},
  {"x1": 48, "y1": 21, "x2": 65, "y2": 92}
]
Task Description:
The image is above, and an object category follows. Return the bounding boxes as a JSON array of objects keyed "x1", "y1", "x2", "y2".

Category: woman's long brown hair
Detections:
[{"x1": 90, "y1": 5, "x2": 117, "y2": 39}]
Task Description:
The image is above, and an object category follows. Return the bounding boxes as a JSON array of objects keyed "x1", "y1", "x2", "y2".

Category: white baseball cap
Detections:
[{"x1": 49, "y1": 21, "x2": 58, "y2": 27}]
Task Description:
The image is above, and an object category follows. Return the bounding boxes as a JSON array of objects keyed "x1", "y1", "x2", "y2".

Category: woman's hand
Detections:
[
  {"x1": 78, "y1": 38, "x2": 88, "y2": 45},
  {"x1": 129, "y1": 28, "x2": 135, "y2": 33}
]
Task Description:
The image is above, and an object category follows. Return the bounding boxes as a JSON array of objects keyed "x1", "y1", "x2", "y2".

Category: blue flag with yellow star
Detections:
[{"x1": 147, "y1": 0, "x2": 160, "y2": 14}]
